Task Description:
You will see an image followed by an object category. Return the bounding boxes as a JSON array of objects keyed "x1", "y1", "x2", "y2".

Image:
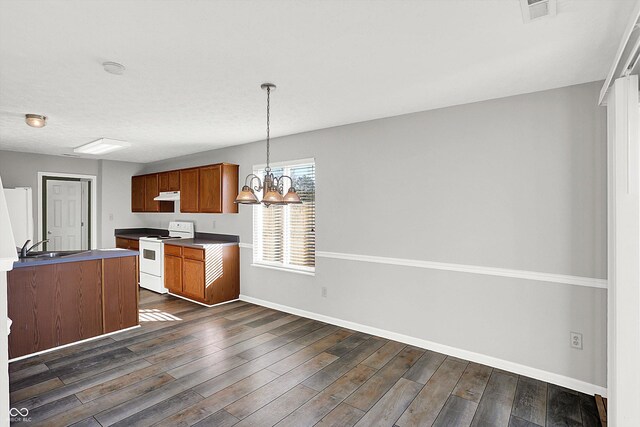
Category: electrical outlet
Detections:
[
  {"x1": 211, "y1": 220, "x2": 216, "y2": 229},
  {"x1": 321, "y1": 287, "x2": 327, "y2": 298},
  {"x1": 108, "y1": 213, "x2": 114, "y2": 221},
  {"x1": 570, "y1": 332, "x2": 583, "y2": 350}
]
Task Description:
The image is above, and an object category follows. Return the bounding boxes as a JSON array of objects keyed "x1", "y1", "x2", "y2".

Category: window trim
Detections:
[
  {"x1": 252, "y1": 158, "x2": 316, "y2": 275},
  {"x1": 252, "y1": 157, "x2": 316, "y2": 170},
  {"x1": 251, "y1": 262, "x2": 316, "y2": 276}
]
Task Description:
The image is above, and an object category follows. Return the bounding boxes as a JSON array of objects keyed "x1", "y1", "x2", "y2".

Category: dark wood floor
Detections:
[{"x1": 9, "y1": 289, "x2": 601, "y2": 426}]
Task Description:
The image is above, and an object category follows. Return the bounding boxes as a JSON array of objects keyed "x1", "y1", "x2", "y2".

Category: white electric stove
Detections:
[{"x1": 139, "y1": 221, "x2": 194, "y2": 293}]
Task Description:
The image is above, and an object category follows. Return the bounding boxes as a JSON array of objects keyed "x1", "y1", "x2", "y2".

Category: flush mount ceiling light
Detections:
[
  {"x1": 25, "y1": 114, "x2": 47, "y2": 128},
  {"x1": 74, "y1": 138, "x2": 131, "y2": 155},
  {"x1": 102, "y1": 61, "x2": 126, "y2": 75},
  {"x1": 235, "y1": 83, "x2": 302, "y2": 207}
]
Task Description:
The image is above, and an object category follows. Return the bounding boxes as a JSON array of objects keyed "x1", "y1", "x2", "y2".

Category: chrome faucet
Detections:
[{"x1": 19, "y1": 239, "x2": 50, "y2": 258}]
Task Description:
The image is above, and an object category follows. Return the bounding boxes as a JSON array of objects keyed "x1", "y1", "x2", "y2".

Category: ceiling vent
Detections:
[{"x1": 520, "y1": 0, "x2": 556, "y2": 23}]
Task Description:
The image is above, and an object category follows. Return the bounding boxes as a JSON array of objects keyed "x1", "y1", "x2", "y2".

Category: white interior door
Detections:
[{"x1": 46, "y1": 180, "x2": 82, "y2": 250}]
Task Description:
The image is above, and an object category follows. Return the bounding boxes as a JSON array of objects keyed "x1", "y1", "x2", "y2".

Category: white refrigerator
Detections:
[{"x1": 3, "y1": 187, "x2": 33, "y2": 249}]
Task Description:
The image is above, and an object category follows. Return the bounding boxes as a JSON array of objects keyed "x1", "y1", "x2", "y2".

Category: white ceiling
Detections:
[{"x1": 0, "y1": 0, "x2": 634, "y2": 163}]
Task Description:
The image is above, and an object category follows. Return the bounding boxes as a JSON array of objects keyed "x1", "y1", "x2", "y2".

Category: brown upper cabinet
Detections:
[
  {"x1": 144, "y1": 174, "x2": 160, "y2": 212},
  {"x1": 180, "y1": 168, "x2": 200, "y2": 213},
  {"x1": 131, "y1": 175, "x2": 145, "y2": 212},
  {"x1": 201, "y1": 163, "x2": 239, "y2": 214},
  {"x1": 131, "y1": 173, "x2": 174, "y2": 213},
  {"x1": 199, "y1": 164, "x2": 222, "y2": 213},
  {"x1": 159, "y1": 170, "x2": 180, "y2": 192},
  {"x1": 132, "y1": 163, "x2": 238, "y2": 214}
]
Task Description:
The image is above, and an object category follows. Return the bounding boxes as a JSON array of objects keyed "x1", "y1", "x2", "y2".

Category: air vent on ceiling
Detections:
[{"x1": 520, "y1": 0, "x2": 556, "y2": 23}]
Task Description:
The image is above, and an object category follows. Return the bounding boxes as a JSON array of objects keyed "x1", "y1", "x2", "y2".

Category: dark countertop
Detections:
[
  {"x1": 115, "y1": 228, "x2": 239, "y2": 248},
  {"x1": 13, "y1": 249, "x2": 139, "y2": 269},
  {"x1": 163, "y1": 238, "x2": 238, "y2": 248},
  {"x1": 115, "y1": 228, "x2": 169, "y2": 239}
]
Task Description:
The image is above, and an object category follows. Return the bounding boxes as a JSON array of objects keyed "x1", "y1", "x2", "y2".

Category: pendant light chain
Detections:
[
  {"x1": 234, "y1": 82, "x2": 303, "y2": 206},
  {"x1": 266, "y1": 86, "x2": 271, "y2": 172}
]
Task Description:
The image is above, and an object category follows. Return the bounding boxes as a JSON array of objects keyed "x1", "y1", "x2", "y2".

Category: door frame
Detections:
[
  {"x1": 37, "y1": 172, "x2": 98, "y2": 250},
  {"x1": 605, "y1": 75, "x2": 640, "y2": 424}
]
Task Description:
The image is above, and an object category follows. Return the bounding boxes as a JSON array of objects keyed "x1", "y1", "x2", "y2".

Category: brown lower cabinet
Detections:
[
  {"x1": 115, "y1": 236, "x2": 139, "y2": 250},
  {"x1": 164, "y1": 253, "x2": 182, "y2": 293},
  {"x1": 164, "y1": 243, "x2": 239, "y2": 306},
  {"x1": 7, "y1": 256, "x2": 139, "y2": 359},
  {"x1": 103, "y1": 256, "x2": 139, "y2": 333},
  {"x1": 183, "y1": 258, "x2": 205, "y2": 299},
  {"x1": 115, "y1": 237, "x2": 140, "y2": 283}
]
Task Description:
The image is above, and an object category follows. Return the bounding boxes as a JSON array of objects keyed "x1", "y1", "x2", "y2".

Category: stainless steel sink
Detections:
[{"x1": 21, "y1": 250, "x2": 89, "y2": 259}]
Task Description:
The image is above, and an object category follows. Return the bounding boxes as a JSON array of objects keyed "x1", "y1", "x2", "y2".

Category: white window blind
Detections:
[{"x1": 253, "y1": 160, "x2": 315, "y2": 273}]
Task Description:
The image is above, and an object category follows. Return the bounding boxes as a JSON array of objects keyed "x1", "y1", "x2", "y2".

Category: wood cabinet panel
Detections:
[
  {"x1": 144, "y1": 174, "x2": 173, "y2": 213},
  {"x1": 116, "y1": 237, "x2": 139, "y2": 250},
  {"x1": 199, "y1": 165, "x2": 222, "y2": 213},
  {"x1": 144, "y1": 174, "x2": 160, "y2": 212},
  {"x1": 7, "y1": 265, "x2": 57, "y2": 358},
  {"x1": 183, "y1": 247, "x2": 204, "y2": 261},
  {"x1": 166, "y1": 244, "x2": 239, "y2": 306},
  {"x1": 201, "y1": 245, "x2": 240, "y2": 305},
  {"x1": 180, "y1": 168, "x2": 200, "y2": 213},
  {"x1": 164, "y1": 254, "x2": 183, "y2": 293},
  {"x1": 207, "y1": 245, "x2": 240, "y2": 304},
  {"x1": 221, "y1": 164, "x2": 239, "y2": 214},
  {"x1": 224, "y1": 245, "x2": 240, "y2": 301},
  {"x1": 158, "y1": 171, "x2": 180, "y2": 192},
  {"x1": 103, "y1": 257, "x2": 138, "y2": 333},
  {"x1": 116, "y1": 237, "x2": 129, "y2": 249},
  {"x1": 159, "y1": 172, "x2": 169, "y2": 192},
  {"x1": 57, "y1": 261, "x2": 103, "y2": 344},
  {"x1": 133, "y1": 163, "x2": 237, "y2": 214},
  {"x1": 131, "y1": 176, "x2": 145, "y2": 212},
  {"x1": 164, "y1": 244, "x2": 182, "y2": 257},
  {"x1": 7, "y1": 260, "x2": 103, "y2": 359},
  {"x1": 183, "y1": 259, "x2": 205, "y2": 299},
  {"x1": 168, "y1": 170, "x2": 180, "y2": 191}
]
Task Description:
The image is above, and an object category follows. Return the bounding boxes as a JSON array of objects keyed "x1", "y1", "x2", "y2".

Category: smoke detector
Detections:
[{"x1": 520, "y1": 0, "x2": 556, "y2": 23}]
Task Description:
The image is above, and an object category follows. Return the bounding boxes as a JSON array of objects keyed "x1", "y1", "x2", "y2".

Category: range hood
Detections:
[{"x1": 154, "y1": 191, "x2": 180, "y2": 201}]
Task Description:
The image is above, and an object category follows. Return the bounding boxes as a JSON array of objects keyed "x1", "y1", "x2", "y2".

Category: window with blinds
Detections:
[{"x1": 253, "y1": 159, "x2": 316, "y2": 273}]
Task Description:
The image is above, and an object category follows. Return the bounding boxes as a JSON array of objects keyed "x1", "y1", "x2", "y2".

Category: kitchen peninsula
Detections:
[{"x1": 7, "y1": 249, "x2": 139, "y2": 359}]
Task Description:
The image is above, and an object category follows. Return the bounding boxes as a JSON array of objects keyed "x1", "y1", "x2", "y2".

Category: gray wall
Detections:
[
  {"x1": 98, "y1": 160, "x2": 147, "y2": 248},
  {"x1": 0, "y1": 151, "x2": 145, "y2": 247},
  {"x1": 139, "y1": 81, "x2": 607, "y2": 388}
]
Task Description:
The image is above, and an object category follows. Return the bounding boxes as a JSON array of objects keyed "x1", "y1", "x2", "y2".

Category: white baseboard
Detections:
[
  {"x1": 8, "y1": 325, "x2": 141, "y2": 363},
  {"x1": 239, "y1": 294, "x2": 607, "y2": 397}
]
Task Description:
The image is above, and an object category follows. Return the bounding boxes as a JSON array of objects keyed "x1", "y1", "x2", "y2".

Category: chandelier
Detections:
[{"x1": 235, "y1": 83, "x2": 302, "y2": 207}]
